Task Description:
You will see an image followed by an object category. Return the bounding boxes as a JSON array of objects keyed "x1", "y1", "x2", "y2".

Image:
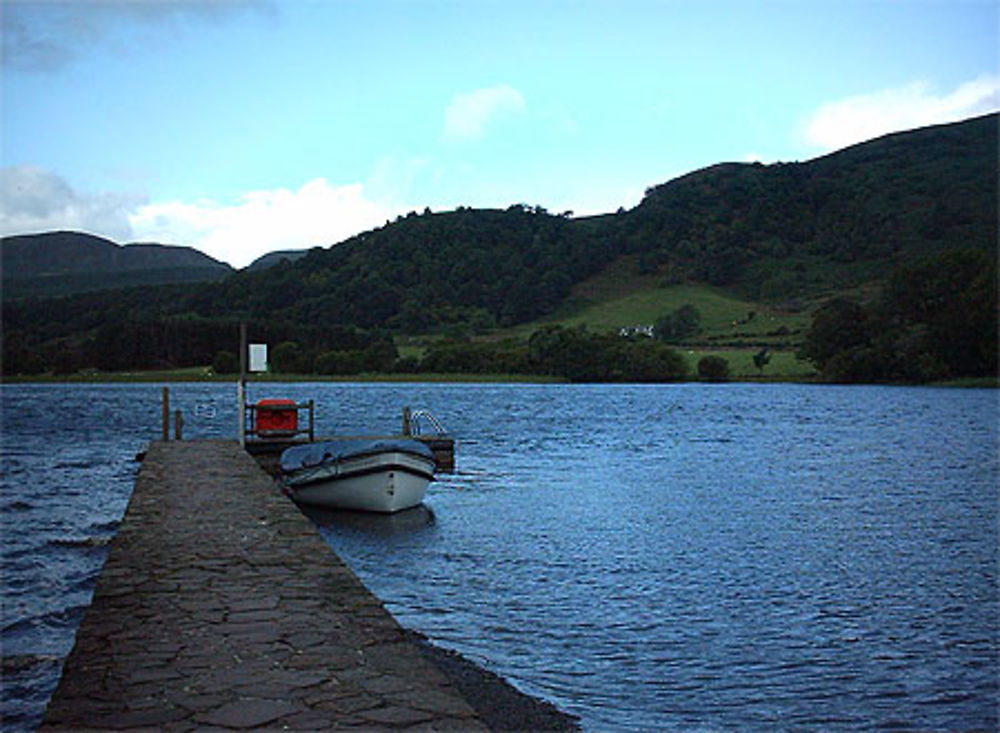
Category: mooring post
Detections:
[
  {"x1": 238, "y1": 322, "x2": 247, "y2": 448},
  {"x1": 237, "y1": 382, "x2": 246, "y2": 447},
  {"x1": 308, "y1": 400, "x2": 315, "y2": 442},
  {"x1": 402, "y1": 406, "x2": 411, "y2": 436},
  {"x1": 162, "y1": 387, "x2": 170, "y2": 441},
  {"x1": 174, "y1": 410, "x2": 183, "y2": 441}
]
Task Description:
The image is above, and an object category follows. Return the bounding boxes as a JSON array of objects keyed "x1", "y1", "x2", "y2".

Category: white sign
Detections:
[{"x1": 249, "y1": 344, "x2": 268, "y2": 372}]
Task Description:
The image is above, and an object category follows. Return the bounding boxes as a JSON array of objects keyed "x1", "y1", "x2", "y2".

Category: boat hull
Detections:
[{"x1": 284, "y1": 448, "x2": 434, "y2": 513}]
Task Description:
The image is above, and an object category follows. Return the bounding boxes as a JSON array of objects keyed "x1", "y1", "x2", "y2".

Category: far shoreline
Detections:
[{"x1": 2, "y1": 370, "x2": 996, "y2": 388}]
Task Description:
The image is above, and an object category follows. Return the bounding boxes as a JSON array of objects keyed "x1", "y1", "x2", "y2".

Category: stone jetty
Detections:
[{"x1": 41, "y1": 440, "x2": 486, "y2": 731}]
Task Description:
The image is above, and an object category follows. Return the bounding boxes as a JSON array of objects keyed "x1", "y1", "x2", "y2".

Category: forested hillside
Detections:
[
  {"x1": 620, "y1": 111, "x2": 996, "y2": 297},
  {"x1": 2, "y1": 113, "x2": 996, "y2": 381}
]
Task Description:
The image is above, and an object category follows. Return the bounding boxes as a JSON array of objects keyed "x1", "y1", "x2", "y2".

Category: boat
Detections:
[{"x1": 279, "y1": 439, "x2": 436, "y2": 513}]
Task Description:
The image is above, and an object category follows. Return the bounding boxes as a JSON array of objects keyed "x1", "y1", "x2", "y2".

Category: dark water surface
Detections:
[{"x1": 1, "y1": 382, "x2": 997, "y2": 730}]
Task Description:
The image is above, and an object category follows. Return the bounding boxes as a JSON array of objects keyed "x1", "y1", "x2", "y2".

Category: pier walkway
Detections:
[{"x1": 41, "y1": 440, "x2": 485, "y2": 731}]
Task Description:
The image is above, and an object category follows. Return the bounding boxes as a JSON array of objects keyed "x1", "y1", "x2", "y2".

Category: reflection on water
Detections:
[{"x1": 1, "y1": 382, "x2": 997, "y2": 731}]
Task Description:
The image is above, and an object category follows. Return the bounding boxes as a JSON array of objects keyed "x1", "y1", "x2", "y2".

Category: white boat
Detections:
[{"x1": 280, "y1": 439, "x2": 436, "y2": 513}]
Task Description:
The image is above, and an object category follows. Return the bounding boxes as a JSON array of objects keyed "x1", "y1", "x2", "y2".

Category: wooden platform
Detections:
[{"x1": 41, "y1": 440, "x2": 483, "y2": 731}]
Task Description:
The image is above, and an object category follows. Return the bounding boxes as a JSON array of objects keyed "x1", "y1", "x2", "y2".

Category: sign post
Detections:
[{"x1": 238, "y1": 324, "x2": 269, "y2": 449}]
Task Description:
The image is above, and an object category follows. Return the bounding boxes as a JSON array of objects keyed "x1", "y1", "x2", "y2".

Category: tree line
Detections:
[
  {"x1": 5, "y1": 249, "x2": 994, "y2": 385},
  {"x1": 798, "y1": 249, "x2": 997, "y2": 382}
]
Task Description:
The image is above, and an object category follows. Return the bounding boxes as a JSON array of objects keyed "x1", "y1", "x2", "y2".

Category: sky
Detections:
[{"x1": 2, "y1": 0, "x2": 997, "y2": 268}]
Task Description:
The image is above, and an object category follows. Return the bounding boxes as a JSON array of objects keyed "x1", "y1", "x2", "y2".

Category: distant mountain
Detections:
[
  {"x1": 1, "y1": 231, "x2": 232, "y2": 298},
  {"x1": 245, "y1": 249, "x2": 311, "y2": 271}
]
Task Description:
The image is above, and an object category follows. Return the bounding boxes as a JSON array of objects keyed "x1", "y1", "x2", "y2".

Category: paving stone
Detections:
[
  {"x1": 280, "y1": 709, "x2": 339, "y2": 730},
  {"x1": 195, "y1": 698, "x2": 302, "y2": 728},
  {"x1": 401, "y1": 687, "x2": 489, "y2": 717},
  {"x1": 128, "y1": 666, "x2": 186, "y2": 683},
  {"x1": 362, "y1": 674, "x2": 417, "y2": 696},
  {"x1": 172, "y1": 691, "x2": 233, "y2": 713},
  {"x1": 311, "y1": 692, "x2": 382, "y2": 714},
  {"x1": 359, "y1": 704, "x2": 437, "y2": 726},
  {"x1": 87, "y1": 705, "x2": 192, "y2": 728}
]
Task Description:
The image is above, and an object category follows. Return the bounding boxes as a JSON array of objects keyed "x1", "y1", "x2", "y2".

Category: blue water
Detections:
[{"x1": 1, "y1": 382, "x2": 997, "y2": 730}]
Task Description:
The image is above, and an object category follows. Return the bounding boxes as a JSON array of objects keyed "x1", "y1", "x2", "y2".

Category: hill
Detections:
[
  {"x1": 2, "y1": 113, "x2": 996, "y2": 379},
  {"x1": 1, "y1": 231, "x2": 233, "y2": 298},
  {"x1": 619, "y1": 111, "x2": 996, "y2": 299},
  {"x1": 190, "y1": 113, "x2": 996, "y2": 334}
]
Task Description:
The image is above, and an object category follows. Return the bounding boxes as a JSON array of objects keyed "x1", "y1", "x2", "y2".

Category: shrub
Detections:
[
  {"x1": 212, "y1": 350, "x2": 239, "y2": 375},
  {"x1": 697, "y1": 355, "x2": 730, "y2": 382}
]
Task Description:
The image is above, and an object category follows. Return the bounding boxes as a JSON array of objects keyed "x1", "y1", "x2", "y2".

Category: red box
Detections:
[{"x1": 256, "y1": 399, "x2": 298, "y2": 436}]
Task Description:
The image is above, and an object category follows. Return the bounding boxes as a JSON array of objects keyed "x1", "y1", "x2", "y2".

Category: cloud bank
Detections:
[
  {"x1": 443, "y1": 84, "x2": 526, "y2": 141},
  {"x1": 0, "y1": 167, "x2": 409, "y2": 268},
  {"x1": 130, "y1": 179, "x2": 404, "y2": 268},
  {"x1": 805, "y1": 75, "x2": 1000, "y2": 151},
  {"x1": 0, "y1": 166, "x2": 139, "y2": 241}
]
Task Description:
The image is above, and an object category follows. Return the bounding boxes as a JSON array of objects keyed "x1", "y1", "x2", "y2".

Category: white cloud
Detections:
[
  {"x1": 443, "y1": 84, "x2": 526, "y2": 141},
  {"x1": 805, "y1": 75, "x2": 1000, "y2": 152},
  {"x1": 0, "y1": 165, "x2": 140, "y2": 240},
  {"x1": 1, "y1": 167, "x2": 411, "y2": 268},
  {"x1": 130, "y1": 178, "x2": 406, "y2": 268}
]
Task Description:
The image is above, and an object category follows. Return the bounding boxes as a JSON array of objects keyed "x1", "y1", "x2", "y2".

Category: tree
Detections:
[
  {"x1": 51, "y1": 346, "x2": 78, "y2": 376},
  {"x1": 799, "y1": 299, "x2": 872, "y2": 373},
  {"x1": 752, "y1": 348, "x2": 771, "y2": 374},
  {"x1": 885, "y1": 248, "x2": 997, "y2": 377},
  {"x1": 270, "y1": 341, "x2": 305, "y2": 374},
  {"x1": 654, "y1": 305, "x2": 701, "y2": 343},
  {"x1": 800, "y1": 250, "x2": 998, "y2": 383},
  {"x1": 212, "y1": 350, "x2": 238, "y2": 375},
  {"x1": 698, "y1": 355, "x2": 730, "y2": 381}
]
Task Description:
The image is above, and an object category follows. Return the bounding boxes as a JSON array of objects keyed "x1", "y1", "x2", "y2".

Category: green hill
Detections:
[
  {"x1": 498, "y1": 256, "x2": 812, "y2": 345},
  {"x1": 619, "y1": 111, "x2": 996, "y2": 299},
  {"x1": 191, "y1": 112, "x2": 995, "y2": 334}
]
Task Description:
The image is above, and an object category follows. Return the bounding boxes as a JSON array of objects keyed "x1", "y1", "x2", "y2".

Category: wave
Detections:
[
  {"x1": 52, "y1": 460, "x2": 99, "y2": 470},
  {"x1": 48, "y1": 536, "x2": 111, "y2": 550},
  {"x1": 2, "y1": 604, "x2": 90, "y2": 636},
  {"x1": 2, "y1": 653, "x2": 62, "y2": 676},
  {"x1": 85, "y1": 519, "x2": 120, "y2": 534}
]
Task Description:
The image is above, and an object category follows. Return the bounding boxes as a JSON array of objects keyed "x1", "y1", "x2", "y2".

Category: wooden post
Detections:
[
  {"x1": 239, "y1": 322, "x2": 247, "y2": 378},
  {"x1": 237, "y1": 382, "x2": 246, "y2": 448},
  {"x1": 174, "y1": 410, "x2": 183, "y2": 440},
  {"x1": 238, "y1": 323, "x2": 247, "y2": 448},
  {"x1": 162, "y1": 387, "x2": 170, "y2": 441},
  {"x1": 402, "y1": 406, "x2": 411, "y2": 436},
  {"x1": 308, "y1": 400, "x2": 315, "y2": 442}
]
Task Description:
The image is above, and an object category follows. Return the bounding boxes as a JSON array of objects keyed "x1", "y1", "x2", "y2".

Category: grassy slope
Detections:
[
  {"x1": 504, "y1": 258, "x2": 807, "y2": 336},
  {"x1": 487, "y1": 256, "x2": 818, "y2": 378}
]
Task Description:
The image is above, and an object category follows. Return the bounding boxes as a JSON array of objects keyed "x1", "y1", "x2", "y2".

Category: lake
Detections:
[{"x1": 1, "y1": 382, "x2": 997, "y2": 730}]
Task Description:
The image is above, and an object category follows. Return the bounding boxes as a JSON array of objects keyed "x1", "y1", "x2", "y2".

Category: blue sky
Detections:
[{"x1": 2, "y1": 0, "x2": 997, "y2": 268}]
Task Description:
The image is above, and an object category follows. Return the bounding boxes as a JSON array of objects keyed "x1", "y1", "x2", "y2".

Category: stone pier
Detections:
[{"x1": 41, "y1": 440, "x2": 485, "y2": 731}]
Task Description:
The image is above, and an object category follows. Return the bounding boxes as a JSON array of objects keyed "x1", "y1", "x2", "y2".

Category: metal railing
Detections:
[{"x1": 403, "y1": 407, "x2": 448, "y2": 436}]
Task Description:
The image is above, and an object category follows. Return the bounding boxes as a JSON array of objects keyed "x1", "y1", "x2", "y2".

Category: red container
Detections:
[{"x1": 256, "y1": 399, "x2": 298, "y2": 436}]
